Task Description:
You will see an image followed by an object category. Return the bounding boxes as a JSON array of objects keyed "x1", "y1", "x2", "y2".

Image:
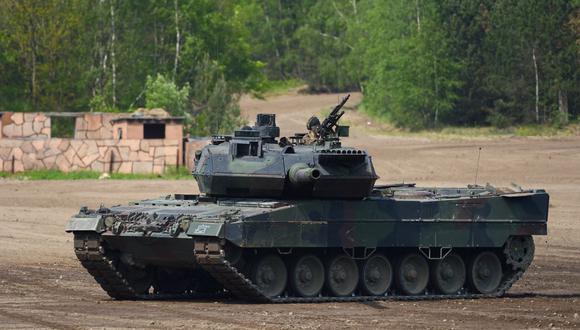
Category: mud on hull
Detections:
[{"x1": 67, "y1": 187, "x2": 548, "y2": 303}]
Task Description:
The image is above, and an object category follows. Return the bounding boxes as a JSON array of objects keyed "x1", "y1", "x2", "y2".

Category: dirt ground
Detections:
[{"x1": 1, "y1": 92, "x2": 579, "y2": 329}]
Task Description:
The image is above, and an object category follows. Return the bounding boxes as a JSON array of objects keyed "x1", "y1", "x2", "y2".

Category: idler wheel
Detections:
[
  {"x1": 360, "y1": 254, "x2": 392, "y2": 296},
  {"x1": 396, "y1": 253, "x2": 429, "y2": 295},
  {"x1": 326, "y1": 254, "x2": 359, "y2": 297},
  {"x1": 290, "y1": 254, "x2": 325, "y2": 297},
  {"x1": 504, "y1": 235, "x2": 535, "y2": 270},
  {"x1": 430, "y1": 253, "x2": 466, "y2": 294},
  {"x1": 468, "y1": 251, "x2": 503, "y2": 294},
  {"x1": 251, "y1": 254, "x2": 287, "y2": 298}
]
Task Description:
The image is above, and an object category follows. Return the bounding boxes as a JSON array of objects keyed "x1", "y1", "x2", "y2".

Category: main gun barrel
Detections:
[{"x1": 288, "y1": 163, "x2": 321, "y2": 185}]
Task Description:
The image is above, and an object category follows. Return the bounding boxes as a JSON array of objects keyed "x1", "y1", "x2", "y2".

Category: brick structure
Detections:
[
  {"x1": 75, "y1": 113, "x2": 118, "y2": 139},
  {"x1": 0, "y1": 109, "x2": 186, "y2": 174},
  {"x1": 0, "y1": 138, "x2": 179, "y2": 174},
  {"x1": 184, "y1": 138, "x2": 209, "y2": 170},
  {"x1": 1, "y1": 112, "x2": 51, "y2": 139}
]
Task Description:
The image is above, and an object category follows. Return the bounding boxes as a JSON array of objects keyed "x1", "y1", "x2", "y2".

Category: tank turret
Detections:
[{"x1": 192, "y1": 95, "x2": 379, "y2": 199}]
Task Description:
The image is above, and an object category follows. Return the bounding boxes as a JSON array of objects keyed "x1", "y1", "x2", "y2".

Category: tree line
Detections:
[{"x1": 0, "y1": 0, "x2": 578, "y2": 132}]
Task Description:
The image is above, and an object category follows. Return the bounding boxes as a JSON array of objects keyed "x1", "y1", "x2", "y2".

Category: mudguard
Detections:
[{"x1": 65, "y1": 215, "x2": 104, "y2": 233}]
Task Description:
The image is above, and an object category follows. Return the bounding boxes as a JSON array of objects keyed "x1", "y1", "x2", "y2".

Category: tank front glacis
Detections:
[{"x1": 66, "y1": 95, "x2": 549, "y2": 303}]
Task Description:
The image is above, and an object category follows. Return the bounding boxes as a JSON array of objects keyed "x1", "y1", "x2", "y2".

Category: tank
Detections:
[{"x1": 66, "y1": 95, "x2": 549, "y2": 302}]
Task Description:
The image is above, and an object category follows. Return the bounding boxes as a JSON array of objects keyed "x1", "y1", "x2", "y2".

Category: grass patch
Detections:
[
  {"x1": 0, "y1": 167, "x2": 193, "y2": 180},
  {"x1": 261, "y1": 79, "x2": 305, "y2": 97},
  {"x1": 355, "y1": 107, "x2": 580, "y2": 139}
]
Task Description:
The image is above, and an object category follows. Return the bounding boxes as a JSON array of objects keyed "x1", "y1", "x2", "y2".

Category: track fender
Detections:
[
  {"x1": 65, "y1": 215, "x2": 104, "y2": 233},
  {"x1": 186, "y1": 220, "x2": 225, "y2": 238}
]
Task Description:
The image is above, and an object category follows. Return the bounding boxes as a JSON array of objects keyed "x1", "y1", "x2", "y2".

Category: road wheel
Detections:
[
  {"x1": 290, "y1": 254, "x2": 325, "y2": 297},
  {"x1": 326, "y1": 254, "x2": 359, "y2": 297},
  {"x1": 251, "y1": 254, "x2": 287, "y2": 298},
  {"x1": 430, "y1": 253, "x2": 465, "y2": 295},
  {"x1": 360, "y1": 254, "x2": 392, "y2": 296},
  {"x1": 396, "y1": 253, "x2": 429, "y2": 295},
  {"x1": 468, "y1": 251, "x2": 503, "y2": 294}
]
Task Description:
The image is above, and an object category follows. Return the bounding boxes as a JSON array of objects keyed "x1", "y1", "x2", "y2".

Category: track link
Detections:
[
  {"x1": 194, "y1": 237, "x2": 526, "y2": 303},
  {"x1": 73, "y1": 233, "x2": 139, "y2": 299},
  {"x1": 74, "y1": 233, "x2": 225, "y2": 300},
  {"x1": 74, "y1": 233, "x2": 527, "y2": 303}
]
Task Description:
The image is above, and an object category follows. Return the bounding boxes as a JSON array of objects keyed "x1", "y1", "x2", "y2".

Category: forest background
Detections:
[{"x1": 0, "y1": 0, "x2": 578, "y2": 134}]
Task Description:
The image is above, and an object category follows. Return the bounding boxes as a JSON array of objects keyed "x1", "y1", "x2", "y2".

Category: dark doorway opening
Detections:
[{"x1": 143, "y1": 123, "x2": 165, "y2": 139}]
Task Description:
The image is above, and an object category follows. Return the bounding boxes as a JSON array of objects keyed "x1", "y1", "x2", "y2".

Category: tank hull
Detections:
[{"x1": 66, "y1": 185, "x2": 548, "y2": 302}]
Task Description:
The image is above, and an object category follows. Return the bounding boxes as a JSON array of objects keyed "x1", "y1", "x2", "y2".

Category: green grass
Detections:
[
  {"x1": 362, "y1": 123, "x2": 580, "y2": 140},
  {"x1": 412, "y1": 123, "x2": 580, "y2": 139},
  {"x1": 354, "y1": 107, "x2": 580, "y2": 139},
  {"x1": 0, "y1": 166, "x2": 193, "y2": 180},
  {"x1": 260, "y1": 79, "x2": 305, "y2": 97}
]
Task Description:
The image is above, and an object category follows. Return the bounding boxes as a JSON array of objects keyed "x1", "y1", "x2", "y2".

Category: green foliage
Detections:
[
  {"x1": 0, "y1": 0, "x2": 263, "y2": 130},
  {"x1": 50, "y1": 117, "x2": 76, "y2": 138},
  {"x1": 293, "y1": 0, "x2": 360, "y2": 91},
  {"x1": 241, "y1": 0, "x2": 579, "y2": 130},
  {"x1": 240, "y1": 0, "x2": 360, "y2": 91},
  {"x1": 145, "y1": 74, "x2": 190, "y2": 116},
  {"x1": 189, "y1": 57, "x2": 242, "y2": 135},
  {"x1": 0, "y1": 0, "x2": 578, "y2": 131},
  {"x1": 359, "y1": 1, "x2": 462, "y2": 129},
  {"x1": 89, "y1": 95, "x2": 119, "y2": 113}
]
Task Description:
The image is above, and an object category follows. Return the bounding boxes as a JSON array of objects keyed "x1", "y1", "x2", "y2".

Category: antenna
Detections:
[{"x1": 474, "y1": 147, "x2": 482, "y2": 185}]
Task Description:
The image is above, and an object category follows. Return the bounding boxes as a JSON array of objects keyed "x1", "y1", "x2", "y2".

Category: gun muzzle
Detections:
[{"x1": 288, "y1": 163, "x2": 321, "y2": 185}]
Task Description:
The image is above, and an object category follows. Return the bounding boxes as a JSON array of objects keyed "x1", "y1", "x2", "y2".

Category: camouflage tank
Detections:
[{"x1": 66, "y1": 95, "x2": 548, "y2": 302}]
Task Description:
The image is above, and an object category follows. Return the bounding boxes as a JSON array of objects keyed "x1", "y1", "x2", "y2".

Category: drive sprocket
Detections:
[{"x1": 504, "y1": 235, "x2": 535, "y2": 270}]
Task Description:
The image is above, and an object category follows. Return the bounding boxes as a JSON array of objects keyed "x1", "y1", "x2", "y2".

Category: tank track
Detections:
[
  {"x1": 194, "y1": 237, "x2": 527, "y2": 303},
  {"x1": 73, "y1": 233, "x2": 141, "y2": 299},
  {"x1": 73, "y1": 233, "x2": 221, "y2": 300},
  {"x1": 74, "y1": 233, "x2": 527, "y2": 303}
]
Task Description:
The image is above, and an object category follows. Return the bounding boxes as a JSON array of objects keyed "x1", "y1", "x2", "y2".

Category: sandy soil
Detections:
[{"x1": 1, "y1": 92, "x2": 579, "y2": 329}]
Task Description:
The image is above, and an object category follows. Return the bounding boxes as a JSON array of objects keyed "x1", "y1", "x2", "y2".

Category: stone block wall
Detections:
[
  {"x1": 184, "y1": 138, "x2": 210, "y2": 170},
  {"x1": 0, "y1": 138, "x2": 179, "y2": 174},
  {"x1": 1, "y1": 112, "x2": 51, "y2": 138},
  {"x1": 75, "y1": 113, "x2": 119, "y2": 139}
]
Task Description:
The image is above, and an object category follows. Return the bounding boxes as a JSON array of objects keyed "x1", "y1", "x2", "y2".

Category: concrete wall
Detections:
[
  {"x1": 0, "y1": 138, "x2": 179, "y2": 174},
  {"x1": 1, "y1": 112, "x2": 51, "y2": 139}
]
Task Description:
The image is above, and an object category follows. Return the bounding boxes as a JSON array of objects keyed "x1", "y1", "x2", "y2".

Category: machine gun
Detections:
[{"x1": 317, "y1": 94, "x2": 350, "y2": 140}]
